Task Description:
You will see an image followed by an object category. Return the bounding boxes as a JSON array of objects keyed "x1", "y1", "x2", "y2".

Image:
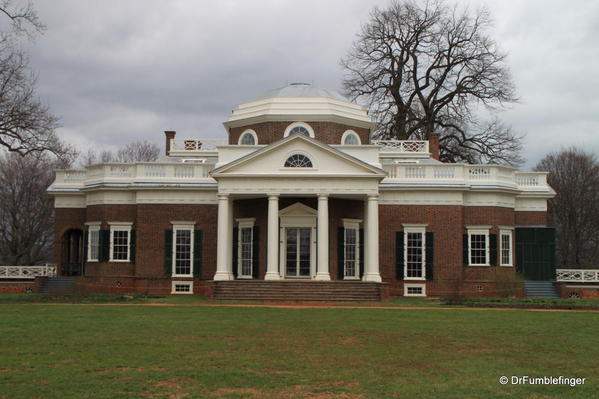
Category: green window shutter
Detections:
[
  {"x1": 425, "y1": 232, "x2": 434, "y2": 280},
  {"x1": 129, "y1": 230, "x2": 136, "y2": 262},
  {"x1": 164, "y1": 230, "x2": 173, "y2": 276},
  {"x1": 252, "y1": 226, "x2": 260, "y2": 279},
  {"x1": 463, "y1": 234, "x2": 469, "y2": 266},
  {"x1": 99, "y1": 230, "x2": 110, "y2": 262},
  {"x1": 396, "y1": 231, "x2": 404, "y2": 280},
  {"x1": 359, "y1": 229, "x2": 364, "y2": 279},
  {"x1": 83, "y1": 230, "x2": 89, "y2": 263},
  {"x1": 489, "y1": 233, "x2": 498, "y2": 266},
  {"x1": 232, "y1": 227, "x2": 238, "y2": 279},
  {"x1": 338, "y1": 227, "x2": 345, "y2": 280},
  {"x1": 193, "y1": 230, "x2": 203, "y2": 277}
]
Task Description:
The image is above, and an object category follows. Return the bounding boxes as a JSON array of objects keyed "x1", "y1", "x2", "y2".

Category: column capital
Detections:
[
  {"x1": 267, "y1": 194, "x2": 279, "y2": 200},
  {"x1": 317, "y1": 193, "x2": 329, "y2": 199},
  {"x1": 367, "y1": 194, "x2": 379, "y2": 201},
  {"x1": 217, "y1": 193, "x2": 229, "y2": 200}
]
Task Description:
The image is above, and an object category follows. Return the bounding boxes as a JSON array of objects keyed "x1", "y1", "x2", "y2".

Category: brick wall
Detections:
[
  {"x1": 229, "y1": 121, "x2": 371, "y2": 146},
  {"x1": 0, "y1": 281, "x2": 35, "y2": 293},
  {"x1": 515, "y1": 211, "x2": 547, "y2": 226}
]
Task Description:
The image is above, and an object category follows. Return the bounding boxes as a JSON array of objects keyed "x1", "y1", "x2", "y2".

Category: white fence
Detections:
[
  {"x1": 0, "y1": 264, "x2": 57, "y2": 279},
  {"x1": 372, "y1": 140, "x2": 429, "y2": 153},
  {"x1": 556, "y1": 269, "x2": 599, "y2": 283}
]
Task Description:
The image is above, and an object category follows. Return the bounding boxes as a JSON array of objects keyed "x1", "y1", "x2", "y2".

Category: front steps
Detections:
[
  {"x1": 39, "y1": 276, "x2": 76, "y2": 295},
  {"x1": 524, "y1": 280, "x2": 559, "y2": 298},
  {"x1": 212, "y1": 280, "x2": 382, "y2": 301}
]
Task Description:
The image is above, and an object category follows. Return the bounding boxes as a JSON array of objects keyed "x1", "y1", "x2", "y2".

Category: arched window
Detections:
[
  {"x1": 238, "y1": 129, "x2": 258, "y2": 145},
  {"x1": 289, "y1": 126, "x2": 310, "y2": 137},
  {"x1": 284, "y1": 154, "x2": 313, "y2": 168},
  {"x1": 342, "y1": 130, "x2": 361, "y2": 145},
  {"x1": 283, "y1": 122, "x2": 315, "y2": 138}
]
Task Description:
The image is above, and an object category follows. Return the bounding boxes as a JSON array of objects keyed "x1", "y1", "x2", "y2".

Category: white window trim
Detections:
[
  {"x1": 341, "y1": 130, "x2": 361, "y2": 145},
  {"x1": 342, "y1": 219, "x2": 362, "y2": 280},
  {"x1": 404, "y1": 283, "x2": 426, "y2": 297},
  {"x1": 499, "y1": 229, "x2": 513, "y2": 267},
  {"x1": 238, "y1": 129, "x2": 258, "y2": 145},
  {"x1": 171, "y1": 280, "x2": 193, "y2": 295},
  {"x1": 108, "y1": 222, "x2": 133, "y2": 262},
  {"x1": 85, "y1": 222, "x2": 101, "y2": 262},
  {"x1": 171, "y1": 222, "x2": 195, "y2": 277},
  {"x1": 403, "y1": 226, "x2": 426, "y2": 280},
  {"x1": 283, "y1": 122, "x2": 315, "y2": 138},
  {"x1": 236, "y1": 218, "x2": 255, "y2": 279},
  {"x1": 467, "y1": 228, "x2": 490, "y2": 266}
]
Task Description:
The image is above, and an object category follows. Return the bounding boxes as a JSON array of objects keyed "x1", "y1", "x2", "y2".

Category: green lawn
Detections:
[{"x1": 0, "y1": 302, "x2": 597, "y2": 399}]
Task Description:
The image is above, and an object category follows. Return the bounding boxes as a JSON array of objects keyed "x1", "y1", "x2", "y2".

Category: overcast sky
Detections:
[{"x1": 23, "y1": 0, "x2": 599, "y2": 169}]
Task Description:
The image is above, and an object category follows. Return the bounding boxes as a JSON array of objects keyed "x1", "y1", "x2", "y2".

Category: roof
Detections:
[{"x1": 254, "y1": 83, "x2": 349, "y2": 102}]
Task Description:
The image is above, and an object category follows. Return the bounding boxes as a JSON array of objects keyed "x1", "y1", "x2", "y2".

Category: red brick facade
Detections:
[
  {"x1": 53, "y1": 200, "x2": 547, "y2": 298},
  {"x1": 515, "y1": 211, "x2": 547, "y2": 226},
  {"x1": 229, "y1": 121, "x2": 371, "y2": 146}
]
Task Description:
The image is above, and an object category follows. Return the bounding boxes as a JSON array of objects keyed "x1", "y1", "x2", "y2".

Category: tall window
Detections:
[
  {"x1": 86, "y1": 223, "x2": 100, "y2": 262},
  {"x1": 239, "y1": 227, "x2": 253, "y2": 277},
  {"x1": 109, "y1": 223, "x2": 132, "y2": 262},
  {"x1": 284, "y1": 154, "x2": 313, "y2": 168},
  {"x1": 500, "y1": 230, "x2": 513, "y2": 266},
  {"x1": 468, "y1": 229, "x2": 489, "y2": 266},
  {"x1": 404, "y1": 227, "x2": 425, "y2": 279},
  {"x1": 174, "y1": 228, "x2": 193, "y2": 276},
  {"x1": 344, "y1": 224, "x2": 359, "y2": 279}
]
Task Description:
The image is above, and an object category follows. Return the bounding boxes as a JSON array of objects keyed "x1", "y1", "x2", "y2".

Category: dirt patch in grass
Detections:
[{"x1": 207, "y1": 384, "x2": 365, "y2": 399}]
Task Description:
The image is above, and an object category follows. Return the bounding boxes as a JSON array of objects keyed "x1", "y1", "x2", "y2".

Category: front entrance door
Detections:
[{"x1": 285, "y1": 227, "x2": 311, "y2": 278}]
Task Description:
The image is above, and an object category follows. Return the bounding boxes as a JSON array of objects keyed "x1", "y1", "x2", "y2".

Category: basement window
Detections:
[
  {"x1": 404, "y1": 283, "x2": 426, "y2": 297},
  {"x1": 171, "y1": 281, "x2": 193, "y2": 294}
]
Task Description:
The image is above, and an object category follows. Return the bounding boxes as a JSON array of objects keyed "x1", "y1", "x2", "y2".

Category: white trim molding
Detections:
[
  {"x1": 238, "y1": 129, "x2": 258, "y2": 145},
  {"x1": 341, "y1": 130, "x2": 361, "y2": 145},
  {"x1": 403, "y1": 226, "x2": 426, "y2": 280},
  {"x1": 236, "y1": 218, "x2": 255, "y2": 279},
  {"x1": 342, "y1": 219, "x2": 362, "y2": 280},
  {"x1": 171, "y1": 280, "x2": 193, "y2": 294},
  {"x1": 171, "y1": 222, "x2": 196, "y2": 278},
  {"x1": 404, "y1": 283, "x2": 426, "y2": 297},
  {"x1": 467, "y1": 227, "x2": 490, "y2": 267},
  {"x1": 499, "y1": 229, "x2": 513, "y2": 267},
  {"x1": 108, "y1": 222, "x2": 133, "y2": 262},
  {"x1": 283, "y1": 122, "x2": 315, "y2": 138}
]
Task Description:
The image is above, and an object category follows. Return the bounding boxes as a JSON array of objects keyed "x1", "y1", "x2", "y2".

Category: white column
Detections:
[
  {"x1": 227, "y1": 198, "x2": 234, "y2": 275},
  {"x1": 265, "y1": 195, "x2": 281, "y2": 280},
  {"x1": 315, "y1": 194, "x2": 331, "y2": 280},
  {"x1": 363, "y1": 195, "x2": 382, "y2": 282},
  {"x1": 214, "y1": 194, "x2": 234, "y2": 280}
]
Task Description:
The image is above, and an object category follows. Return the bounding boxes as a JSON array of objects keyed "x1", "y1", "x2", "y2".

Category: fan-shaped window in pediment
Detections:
[{"x1": 284, "y1": 154, "x2": 313, "y2": 168}]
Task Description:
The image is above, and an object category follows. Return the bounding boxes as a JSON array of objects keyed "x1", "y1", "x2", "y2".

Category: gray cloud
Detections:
[{"x1": 22, "y1": 0, "x2": 599, "y2": 168}]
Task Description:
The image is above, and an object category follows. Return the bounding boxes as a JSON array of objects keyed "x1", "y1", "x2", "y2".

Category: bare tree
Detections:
[
  {"x1": 341, "y1": 0, "x2": 522, "y2": 165},
  {"x1": 78, "y1": 140, "x2": 160, "y2": 167},
  {"x1": 0, "y1": 151, "x2": 64, "y2": 265},
  {"x1": 535, "y1": 148, "x2": 599, "y2": 267},
  {"x1": 0, "y1": 1, "x2": 72, "y2": 159}
]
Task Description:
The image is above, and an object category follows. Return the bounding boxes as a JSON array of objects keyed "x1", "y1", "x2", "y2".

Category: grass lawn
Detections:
[{"x1": 1, "y1": 301, "x2": 598, "y2": 398}]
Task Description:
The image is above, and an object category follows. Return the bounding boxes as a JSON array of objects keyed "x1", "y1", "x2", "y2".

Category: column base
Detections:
[
  {"x1": 314, "y1": 272, "x2": 331, "y2": 281},
  {"x1": 213, "y1": 272, "x2": 235, "y2": 281},
  {"x1": 264, "y1": 272, "x2": 281, "y2": 280},
  {"x1": 362, "y1": 273, "x2": 382, "y2": 283}
]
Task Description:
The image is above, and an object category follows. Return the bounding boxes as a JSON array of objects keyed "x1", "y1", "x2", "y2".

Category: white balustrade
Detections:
[
  {"x1": 556, "y1": 269, "x2": 599, "y2": 283},
  {"x1": 171, "y1": 138, "x2": 228, "y2": 152},
  {"x1": 372, "y1": 140, "x2": 429, "y2": 153},
  {"x1": 0, "y1": 264, "x2": 57, "y2": 279}
]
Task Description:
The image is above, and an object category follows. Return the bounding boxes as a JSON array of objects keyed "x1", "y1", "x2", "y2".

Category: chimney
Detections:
[
  {"x1": 164, "y1": 131, "x2": 176, "y2": 156},
  {"x1": 428, "y1": 132, "x2": 440, "y2": 161}
]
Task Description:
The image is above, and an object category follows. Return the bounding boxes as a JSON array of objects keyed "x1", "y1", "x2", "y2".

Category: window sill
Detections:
[
  {"x1": 237, "y1": 276, "x2": 253, "y2": 280},
  {"x1": 468, "y1": 264, "x2": 490, "y2": 267},
  {"x1": 172, "y1": 274, "x2": 193, "y2": 278},
  {"x1": 109, "y1": 260, "x2": 131, "y2": 263},
  {"x1": 343, "y1": 277, "x2": 361, "y2": 281},
  {"x1": 404, "y1": 277, "x2": 426, "y2": 281},
  {"x1": 500, "y1": 264, "x2": 514, "y2": 267},
  {"x1": 86, "y1": 260, "x2": 98, "y2": 263}
]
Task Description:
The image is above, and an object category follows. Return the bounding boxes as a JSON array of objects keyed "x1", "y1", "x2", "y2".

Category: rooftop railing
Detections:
[
  {"x1": 169, "y1": 138, "x2": 228, "y2": 155},
  {"x1": 0, "y1": 264, "x2": 57, "y2": 279},
  {"x1": 372, "y1": 140, "x2": 429, "y2": 153}
]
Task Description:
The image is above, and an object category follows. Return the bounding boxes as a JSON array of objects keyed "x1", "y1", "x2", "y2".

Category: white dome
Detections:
[{"x1": 224, "y1": 83, "x2": 373, "y2": 130}]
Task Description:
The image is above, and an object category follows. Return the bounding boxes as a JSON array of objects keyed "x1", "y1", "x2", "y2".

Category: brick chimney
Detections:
[
  {"x1": 164, "y1": 131, "x2": 176, "y2": 156},
  {"x1": 428, "y1": 132, "x2": 440, "y2": 161}
]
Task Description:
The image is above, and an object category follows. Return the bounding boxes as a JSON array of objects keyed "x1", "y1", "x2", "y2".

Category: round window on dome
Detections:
[
  {"x1": 238, "y1": 129, "x2": 258, "y2": 145},
  {"x1": 342, "y1": 130, "x2": 361, "y2": 145},
  {"x1": 289, "y1": 126, "x2": 310, "y2": 137}
]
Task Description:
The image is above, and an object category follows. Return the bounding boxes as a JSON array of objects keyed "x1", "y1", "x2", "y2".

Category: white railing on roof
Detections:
[
  {"x1": 516, "y1": 172, "x2": 547, "y2": 187},
  {"x1": 556, "y1": 269, "x2": 599, "y2": 283},
  {"x1": 372, "y1": 140, "x2": 429, "y2": 153},
  {"x1": 382, "y1": 164, "x2": 549, "y2": 190},
  {"x1": 170, "y1": 138, "x2": 228, "y2": 152},
  {"x1": 0, "y1": 264, "x2": 57, "y2": 279}
]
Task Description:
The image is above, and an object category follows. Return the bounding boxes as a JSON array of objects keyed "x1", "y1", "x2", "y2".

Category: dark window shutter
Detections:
[
  {"x1": 252, "y1": 226, "x2": 260, "y2": 279},
  {"x1": 193, "y1": 230, "x2": 203, "y2": 277},
  {"x1": 83, "y1": 230, "x2": 89, "y2": 263},
  {"x1": 425, "y1": 232, "x2": 434, "y2": 280},
  {"x1": 232, "y1": 227, "x2": 238, "y2": 278},
  {"x1": 463, "y1": 234, "x2": 469, "y2": 266},
  {"x1": 359, "y1": 229, "x2": 364, "y2": 279},
  {"x1": 99, "y1": 230, "x2": 110, "y2": 262},
  {"x1": 490, "y1": 233, "x2": 498, "y2": 266},
  {"x1": 129, "y1": 230, "x2": 136, "y2": 262},
  {"x1": 396, "y1": 231, "x2": 404, "y2": 280},
  {"x1": 338, "y1": 227, "x2": 345, "y2": 280},
  {"x1": 164, "y1": 229, "x2": 173, "y2": 276}
]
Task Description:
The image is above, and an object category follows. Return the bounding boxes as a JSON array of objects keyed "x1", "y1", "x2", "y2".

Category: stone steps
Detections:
[{"x1": 212, "y1": 280, "x2": 382, "y2": 301}]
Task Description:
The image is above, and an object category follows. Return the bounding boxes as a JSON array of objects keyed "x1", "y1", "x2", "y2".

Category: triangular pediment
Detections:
[
  {"x1": 211, "y1": 134, "x2": 386, "y2": 178},
  {"x1": 279, "y1": 202, "x2": 317, "y2": 216}
]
